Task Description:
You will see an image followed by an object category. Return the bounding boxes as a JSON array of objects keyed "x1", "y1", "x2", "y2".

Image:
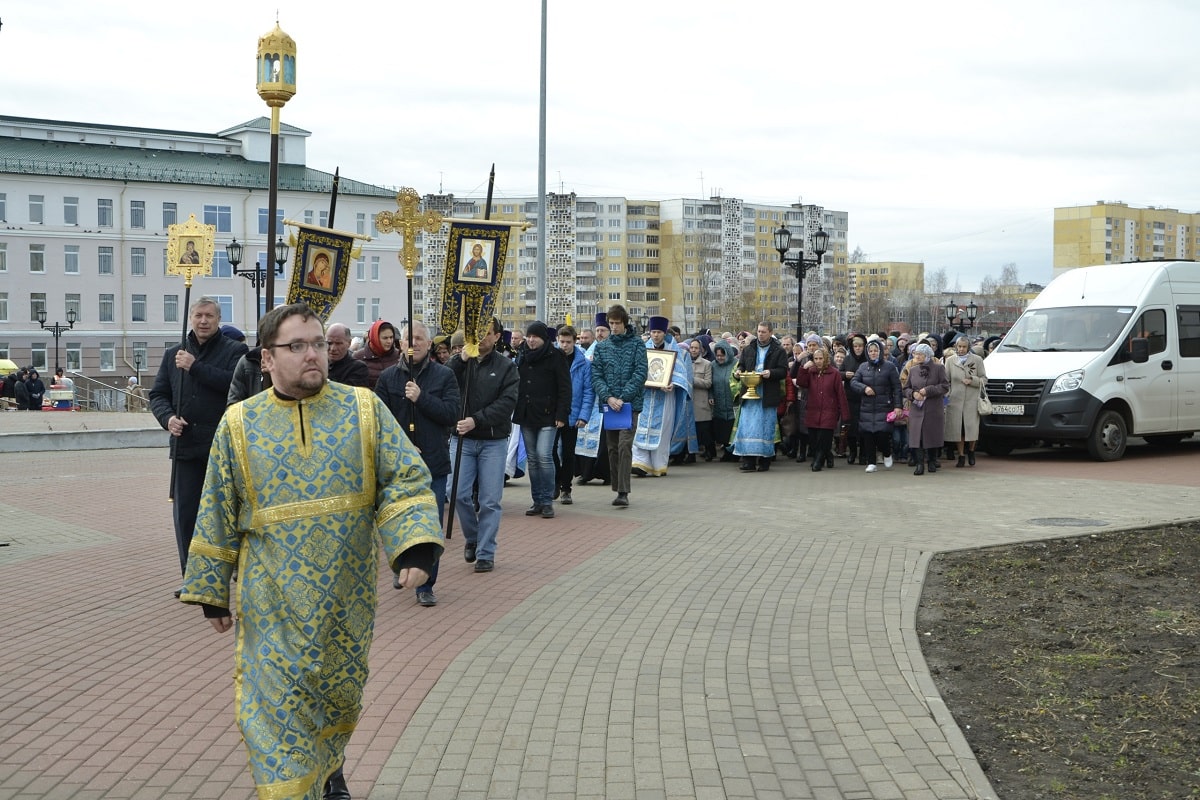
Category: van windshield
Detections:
[{"x1": 1001, "y1": 306, "x2": 1133, "y2": 352}]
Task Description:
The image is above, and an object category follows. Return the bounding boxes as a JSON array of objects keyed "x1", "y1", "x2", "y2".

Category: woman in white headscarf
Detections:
[
  {"x1": 943, "y1": 334, "x2": 987, "y2": 467},
  {"x1": 902, "y1": 342, "x2": 950, "y2": 475}
]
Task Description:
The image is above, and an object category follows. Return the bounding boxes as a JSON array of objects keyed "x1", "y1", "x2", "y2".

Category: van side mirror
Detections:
[{"x1": 1130, "y1": 338, "x2": 1150, "y2": 364}]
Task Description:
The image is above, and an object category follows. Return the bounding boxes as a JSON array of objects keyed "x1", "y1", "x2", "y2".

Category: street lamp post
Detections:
[
  {"x1": 774, "y1": 224, "x2": 829, "y2": 341},
  {"x1": 134, "y1": 352, "x2": 143, "y2": 389},
  {"x1": 945, "y1": 299, "x2": 979, "y2": 333},
  {"x1": 256, "y1": 22, "x2": 297, "y2": 315},
  {"x1": 37, "y1": 308, "x2": 76, "y2": 373},
  {"x1": 227, "y1": 238, "x2": 286, "y2": 327}
]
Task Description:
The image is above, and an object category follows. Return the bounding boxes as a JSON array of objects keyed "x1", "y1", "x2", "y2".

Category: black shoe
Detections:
[
  {"x1": 416, "y1": 591, "x2": 437, "y2": 607},
  {"x1": 825, "y1": 455, "x2": 834, "y2": 468},
  {"x1": 612, "y1": 492, "x2": 629, "y2": 507},
  {"x1": 914, "y1": 463, "x2": 925, "y2": 476},
  {"x1": 907, "y1": 453, "x2": 917, "y2": 467},
  {"x1": 323, "y1": 766, "x2": 351, "y2": 800},
  {"x1": 392, "y1": 572, "x2": 403, "y2": 590},
  {"x1": 967, "y1": 450, "x2": 976, "y2": 467},
  {"x1": 474, "y1": 559, "x2": 494, "y2": 573},
  {"x1": 795, "y1": 454, "x2": 807, "y2": 463},
  {"x1": 541, "y1": 505, "x2": 555, "y2": 519},
  {"x1": 463, "y1": 543, "x2": 477, "y2": 563},
  {"x1": 756, "y1": 460, "x2": 770, "y2": 472},
  {"x1": 738, "y1": 459, "x2": 756, "y2": 472},
  {"x1": 576, "y1": 476, "x2": 592, "y2": 486},
  {"x1": 684, "y1": 454, "x2": 697, "y2": 464},
  {"x1": 525, "y1": 504, "x2": 543, "y2": 516},
  {"x1": 956, "y1": 455, "x2": 966, "y2": 468},
  {"x1": 811, "y1": 460, "x2": 823, "y2": 472},
  {"x1": 173, "y1": 586, "x2": 183, "y2": 599},
  {"x1": 631, "y1": 467, "x2": 647, "y2": 477},
  {"x1": 561, "y1": 491, "x2": 573, "y2": 505}
]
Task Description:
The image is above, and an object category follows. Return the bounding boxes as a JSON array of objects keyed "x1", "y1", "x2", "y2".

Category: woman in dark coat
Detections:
[
  {"x1": 353, "y1": 320, "x2": 401, "y2": 389},
  {"x1": 850, "y1": 340, "x2": 901, "y2": 472},
  {"x1": 839, "y1": 334, "x2": 868, "y2": 463},
  {"x1": 795, "y1": 347, "x2": 850, "y2": 472},
  {"x1": 24, "y1": 370, "x2": 46, "y2": 411},
  {"x1": 902, "y1": 343, "x2": 950, "y2": 475}
]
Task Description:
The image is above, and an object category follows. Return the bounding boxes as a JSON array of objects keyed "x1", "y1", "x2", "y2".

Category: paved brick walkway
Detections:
[{"x1": 2, "y1": 430, "x2": 1197, "y2": 799}]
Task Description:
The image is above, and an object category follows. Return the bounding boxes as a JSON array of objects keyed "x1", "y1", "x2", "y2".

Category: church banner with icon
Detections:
[
  {"x1": 285, "y1": 225, "x2": 357, "y2": 321},
  {"x1": 439, "y1": 221, "x2": 514, "y2": 356}
]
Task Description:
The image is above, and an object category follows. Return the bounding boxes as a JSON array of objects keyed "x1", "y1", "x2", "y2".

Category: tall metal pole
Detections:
[
  {"x1": 265, "y1": 111, "x2": 280, "y2": 313},
  {"x1": 536, "y1": 0, "x2": 548, "y2": 321}
]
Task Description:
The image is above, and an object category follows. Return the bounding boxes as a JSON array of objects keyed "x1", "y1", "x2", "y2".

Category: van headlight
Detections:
[{"x1": 1050, "y1": 369, "x2": 1084, "y2": 393}]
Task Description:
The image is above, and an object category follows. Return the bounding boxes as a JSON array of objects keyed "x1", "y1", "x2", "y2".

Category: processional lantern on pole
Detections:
[{"x1": 256, "y1": 20, "x2": 297, "y2": 315}]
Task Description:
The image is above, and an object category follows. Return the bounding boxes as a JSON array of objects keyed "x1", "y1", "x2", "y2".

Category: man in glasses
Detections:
[{"x1": 179, "y1": 303, "x2": 443, "y2": 800}]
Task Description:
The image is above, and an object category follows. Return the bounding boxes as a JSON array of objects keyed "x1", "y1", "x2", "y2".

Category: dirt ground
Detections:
[{"x1": 917, "y1": 523, "x2": 1200, "y2": 800}]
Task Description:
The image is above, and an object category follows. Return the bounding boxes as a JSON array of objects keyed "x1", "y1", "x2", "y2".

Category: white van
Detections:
[{"x1": 980, "y1": 260, "x2": 1200, "y2": 461}]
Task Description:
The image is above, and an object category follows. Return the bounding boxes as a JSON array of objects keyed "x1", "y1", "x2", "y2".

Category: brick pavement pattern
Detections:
[{"x1": 2, "y1": 423, "x2": 1198, "y2": 800}]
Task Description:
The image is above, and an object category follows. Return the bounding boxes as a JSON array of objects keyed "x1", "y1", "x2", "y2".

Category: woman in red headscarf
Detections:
[{"x1": 354, "y1": 320, "x2": 400, "y2": 389}]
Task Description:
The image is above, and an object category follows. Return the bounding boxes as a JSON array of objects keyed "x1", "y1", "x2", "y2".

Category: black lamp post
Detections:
[
  {"x1": 133, "y1": 352, "x2": 143, "y2": 390},
  {"x1": 228, "y1": 238, "x2": 286, "y2": 326},
  {"x1": 37, "y1": 308, "x2": 76, "y2": 373},
  {"x1": 945, "y1": 299, "x2": 979, "y2": 333},
  {"x1": 774, "y1": 224, "x2": 829, "y2": 341}
]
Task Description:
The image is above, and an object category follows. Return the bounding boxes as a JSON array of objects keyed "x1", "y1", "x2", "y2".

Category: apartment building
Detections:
[{"x1": 1054, "y1": 201, "x2": 1199, "y2": 275}]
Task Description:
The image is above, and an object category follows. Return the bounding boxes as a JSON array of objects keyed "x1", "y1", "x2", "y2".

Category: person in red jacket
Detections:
[{"x1": 794, "y1": 347, "x2": 850, "y2": 472}]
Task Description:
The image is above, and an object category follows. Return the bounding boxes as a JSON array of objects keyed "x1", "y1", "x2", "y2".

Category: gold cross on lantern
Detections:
[{"x1": 374, "y1": 187, "x2": 443, "y2": 277}]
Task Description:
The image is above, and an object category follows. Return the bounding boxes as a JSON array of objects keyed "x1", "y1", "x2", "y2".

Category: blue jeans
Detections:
[
  {"x1": 521, "y1": 425, "x2": 557, "y2": 507},
  {"x1": 449, "y1": 437, "x2": 507, "y2": 562},
  {"x1": 416, "y1": 474, "x2": 447, "y2": 593}
]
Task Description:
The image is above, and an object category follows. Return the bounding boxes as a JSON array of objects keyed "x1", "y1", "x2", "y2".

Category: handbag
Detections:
[{"x1": 977, "y1": 386, "x2": 993, "y2": 416}]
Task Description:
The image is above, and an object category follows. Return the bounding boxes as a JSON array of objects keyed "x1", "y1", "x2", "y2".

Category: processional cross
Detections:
[{"x1": 374, "y1": 187, "x2": 443, "y2": 277}]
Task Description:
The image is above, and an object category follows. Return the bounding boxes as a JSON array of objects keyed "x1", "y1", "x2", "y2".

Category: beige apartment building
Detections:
[{"x1": 1054, "y1": 201, "x2": 1199, "y2": 275}]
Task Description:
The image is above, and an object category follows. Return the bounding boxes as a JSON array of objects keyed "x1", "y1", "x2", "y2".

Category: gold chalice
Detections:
[{"x1": 737, "y1": 370, "x2": 762, "y2": 400}]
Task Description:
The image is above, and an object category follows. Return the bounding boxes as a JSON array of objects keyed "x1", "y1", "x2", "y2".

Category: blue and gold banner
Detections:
[
  {"x1": 286, "y1": 225, "x2": 357, "y2": 322},
  {"x1": 440, "y1": 221, "x2": 513, "y2": 356}
]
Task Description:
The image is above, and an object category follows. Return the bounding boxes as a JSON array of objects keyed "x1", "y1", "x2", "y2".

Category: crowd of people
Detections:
[{"x1": 150, "y1": 296, "x2": 1000, "y2": 800}]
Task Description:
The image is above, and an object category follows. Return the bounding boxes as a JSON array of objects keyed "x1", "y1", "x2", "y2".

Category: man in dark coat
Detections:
[
  {"x1": 149, "y1": 296, "x2": 247, "y2": 582},
  {"x1": 376, "y1": 321, "x2": 460, "y2": 606},
  {"x1": 326, "y1": 322, "x2": 370, "y2": 387},
  {"x1": 731, "y1": 322, "x2": 790, "y2": 472},
  {"x1": 512, "y1": 321, "x2": 572, "y2": 519}
]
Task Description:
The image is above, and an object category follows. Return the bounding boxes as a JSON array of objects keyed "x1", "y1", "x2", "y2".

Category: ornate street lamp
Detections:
[
  {"x1": 945, "y1": 299, "x2": 979, "y2": 332},
  {"x1": 37, "y1": 307, "x2": 76, "y2": 373},
  {"x1": 256, "y1": 21, "x2": 297, "y2": 314},
  {"x1": 228, "y1": 237, "x2": 286, "y2": 326},
  {"x1": 774, "y1": 224, "x2": 829, "y2": 341}
]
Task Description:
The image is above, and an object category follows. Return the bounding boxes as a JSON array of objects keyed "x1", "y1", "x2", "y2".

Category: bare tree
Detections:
[
  {"x1": 927, "y1": 267, "x2": 948, "y2": 295},
  {"x1": 849, "y1": 245, "x2": 867, "y2": 264}
]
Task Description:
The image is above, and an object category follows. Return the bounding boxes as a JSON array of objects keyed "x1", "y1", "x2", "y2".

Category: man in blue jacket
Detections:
[{"x1": 590, "y1": 305, "x2": 648, "y2": 507}]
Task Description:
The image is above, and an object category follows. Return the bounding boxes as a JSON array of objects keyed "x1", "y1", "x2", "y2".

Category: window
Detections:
[
  {"x1": 162, "y1": 202, "x2": 177, "y2": 228},
  {"x1": 29, "y1": 244, "x2": 46, "y2": 273},
  {"x1": 99, "y1": 293, "x2": 115, "y2": 322},
  {"x1": 164, "y1": 294, "x2": 179, "y2": 323},
  {"x1": 1125, "y1": 308, "x2": 1167, "y2": 356},
  {"x1": 371, "y1": 256, "x2": 380, "y2": 281},
  {"x1": 370, "y1": 298, "x2": 381, "y2": 320},
  {"x1": 30, "y1": 344, "x2": 47, "y2": 372},
  {"x1": 319, "y1": 211, "x2": 328, "y2": 228},
  {"x1": 1178, "y1": 306, "x2": 1200, "y2": 358},
  {"x1": 30, "y1": 292, "x2": 47, "y2": 321},
  {"x1": 66, "y1": 344, "x2": 82, "y2": 371},
  {"x1": 131, "y1": 247, "x2": 146, "y2": 276},
  {"x1": 100, "y1": 342, "x2": 115, "y2": 372},
  {"x1": 356, "y1": 257, "x2": 365, "y2": 282},
  {"x1": 65, "y1": 294, "x2": 81, "y2": 321},
  {"x1": 98, "y1": 246, "x2": 114, "y2": 275},
  {"x1": 356, "y1": 298, "x2": 366, "y2": 324},
  {"x1": 304, "y1": 210, "x2": 314, "y2": 225},
  {"x1": 29, "y1": 195, "x2": 44, "y2": 224},
  {"x1": 212, "y1": 251, "x2": 232, "y2": 278},
  {"x1": 98, "y1": 199, "x2": 114, "y2": 227},
  {"x1": 0, "y1": 343, "x2": 7, "y2": 361},
  {"x1": 0, "y1": 193, "x2": 5, "y2": 221},
  {"x1": 356, "y1": 213, "x2": 366, "y2": 235},
  {"x1": 257, "y1": 207, "x2": 285, "y2": 236},
  {"x1": 130, "y1": 200, "x2": 146, "y2": 229},
  {"x1": 203, "y1": 204, "x2": 232, "y2": 233},
  {"x1": 0, "y1": 242, "x2": 7, "y2": 272},
  {"x1": 132, "y1": 341, "x2": 148, "y2": 372},
  {"x1": 64, "y1": 245, "x2": 80, "y2": 274},
  {"x1": 64, "y1": 197, "x2": 79, "y2": 225},
  {"x1": 0, "y1": 292, "x2": 6, "y2": 322},
  {"x1": 213, "y1": 295, "x2": 234, "y2": 324},
  {"x1": 131, "y1": 294, "x2": 147, "y2": 322}
]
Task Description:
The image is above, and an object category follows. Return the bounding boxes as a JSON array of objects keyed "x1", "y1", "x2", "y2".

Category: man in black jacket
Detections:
[
  {"x1": 375, "y1": 321, "x2": 461, "y2": 606},
  {"x1": 513, "y1": 321, "x2": 572, "y2": 519},
  {"x1": 149, "y1": 296, "x2": 247, "y2": 583},
  {"x1": 447, "y1": 317, "x2": 519, "y2": 573},
  {"x1": 326, "y1": 323, "x2": 370, "y2": 387}
]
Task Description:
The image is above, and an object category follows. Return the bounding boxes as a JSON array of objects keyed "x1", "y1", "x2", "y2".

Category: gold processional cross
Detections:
[{"x1": 374, "y1": 187, "x2": 443, "y2": 279}]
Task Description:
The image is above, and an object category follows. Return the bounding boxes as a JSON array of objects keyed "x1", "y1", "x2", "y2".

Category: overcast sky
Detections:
[{"x1": 4, "y1": 0, "x2": 1199, "y2": 291}]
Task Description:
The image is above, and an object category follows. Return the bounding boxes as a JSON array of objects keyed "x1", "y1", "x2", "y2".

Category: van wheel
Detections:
[
  {"x1": 983, "y1": 439, "x2": 1015, "y2": 457},
  {"x1": 1086, "y1": 410, "x2": 1127, "y2": 461}
]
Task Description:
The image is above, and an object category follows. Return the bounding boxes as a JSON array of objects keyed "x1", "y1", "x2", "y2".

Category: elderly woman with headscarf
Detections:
[
  {"x1": 839, "y1": 334, "x2": 868, "y2": 464},
  {"x1": 353, "y1": 319, "x2": 401, "y2": 389},
  {"x1": 850, "y1": 339, "x2": 902, "y2": 472},
  {"x1": 785, "y1": 334, "x2": 822, "y2": 462},
  {"x1": 944, "y1": 334, "x2": 988, "y2": 467},
  {"x1": 902, "y1": 342, "x2": 950, "y2": 475}
]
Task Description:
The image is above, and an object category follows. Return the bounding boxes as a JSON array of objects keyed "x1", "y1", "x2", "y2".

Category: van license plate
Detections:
[{"x1": 993, "y1": 404, "x2": 1024, "y2": 415}]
